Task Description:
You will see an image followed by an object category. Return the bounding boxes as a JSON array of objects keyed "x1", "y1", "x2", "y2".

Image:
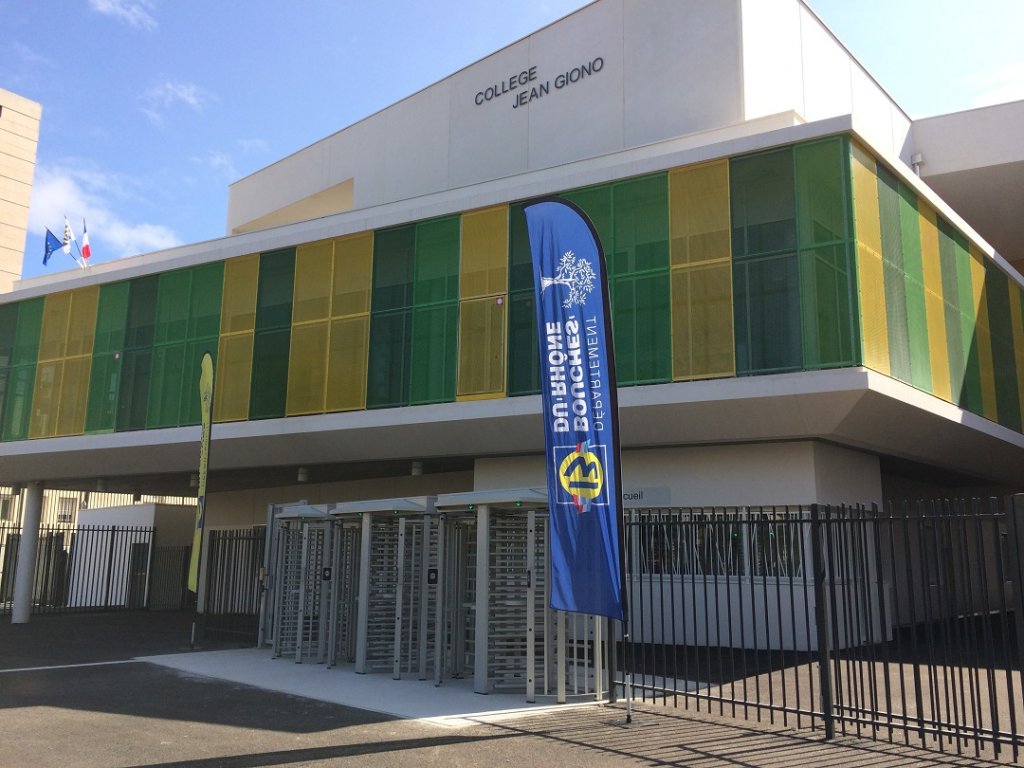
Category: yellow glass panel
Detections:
[
  {"x1": 669, "y1": 161, "x2": 731, "y2": 266},
  {"x1": 64, "y1": 285, "x2": 100, "y2": 358},
  {"x1": 29, "y1": 360, "x2": 63, "y2": 438},
  {"x1": 55, "y1": 355, "x2": 92, "y2": 436},
  {"x1": 214, "y1": 332, "x2": 253, "y2": 422},
  {"x1": 38, "y1": 291, "x2": 72, "y2": 361},
  {"x1": 460, "y1": 206, "x2": 509, "y2": 299},
  {"x1": 1009, "y1": 287, "x2": 1024, "y2": 424},
  {"x1": 918, "y1": 206, "x2": 950, "y2": 402},
  {"x1": 293, "y1": 241, "x2": 334, "y2": 324},
  {"x1": 671, "y1": 263, "x2": 735, "y2": 380},
  {"x1": 327, "y1": 315, "x2": 368, "y2": 412},
  {"x1": 286, "y1": 321, "x2": 329, "y2": 415},
  {"x1": 457, "y1": 296, "x2": 506, "y2": 399},
  {"x1": 220, "y1": 254, "x2": 259, "y2": 334},
  {"x1": 851, "y1": 143, "x2": 889, "y2": 375},
  {"x1": 969, "y1": 245, "x2": 998, "y2": 421},
  {"x1": 332, "y1": 232, "x2": 373, "y2": 318}
]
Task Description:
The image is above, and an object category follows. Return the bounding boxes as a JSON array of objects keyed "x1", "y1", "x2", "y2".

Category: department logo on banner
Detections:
[{"x1": 552, "y1": 439, "x2": 608, "y2": 514}]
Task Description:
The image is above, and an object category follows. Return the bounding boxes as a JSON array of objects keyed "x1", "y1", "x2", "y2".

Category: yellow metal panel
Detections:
[
  {"x1": 220, "y1": 254, "x2": 259, "y2": 334},
  {"x1": 38, "y1": 291, "x2": 72, "y2": 361},
  {"x1": 460, "y1": 206, "x2": 509, "y2": 299},
  {"x1": 332, "y1": 232, "x2": 374, "y2": 318},
  {"x1": 286, "y1": 321, "x2": 329, "y2": 415},
  {"x1": 671, "y1": 262, "x2": 735, "y2": 380},
  {"x1": 457, "y1": 296, "x2": 507, "y2": 399},
  {"x1": 293, "y1": 241, "x2": 334, "y2": 324},
  {"x1": 970, "y1": 245, "x2": 998, "y2": 421},
  {"x1": 55, "y1": 355, "x2": 92, "y2": 436},
  {"x1": 669, "y1": 161, "x2": 730, "y2": 267},
  {"x1": 64, "y1": 286, "x2": 99, "y2": 358},
  {"x1": 213, "y1": 332, "x2": 253, "y2": 422},
  {"x1": 326, "y1": 315, "x2": 368, "y2": 412},
  {"x1": 850, "y1": 142, "x2": 889, "y2": 375},
  {"x1": 918, "y1": 206, "x2": 950, "y2": 402},
  {"x1": 29, "y1": 361, "x2": 63, "y2": 438},
  {"x1": 1009, "y1": 286, "x2": 1024, "y2": 424}
]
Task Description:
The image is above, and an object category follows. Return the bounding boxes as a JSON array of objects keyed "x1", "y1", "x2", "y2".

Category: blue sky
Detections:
[{"x1": 3, "y1": 0, "x2": 1022, "y2": 280}]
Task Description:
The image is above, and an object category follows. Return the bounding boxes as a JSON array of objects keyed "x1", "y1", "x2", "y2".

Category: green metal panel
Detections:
[
  {"x1": 876, "y1": 168, "x2": 911, "y2": 384},
  {"x1": 409, "y1": 303, "x2": 458, "y2": 404},
  {"x1": 147, "y1": 343, "x2": 186, "y2": 428},
  {"x1": 611, "y1": 273, "x2": 671, "y2": 385},
  {"x1": 898, "y1": 185, "x2": 931, "y2": 391},
  {"x1": 508, "y1": 204, "x2": 534, "y2": 294},
  {"x1": 953, "y1": 236, "x2": 983, "y2": 414},
  {"x1": 155, "y1": 270, "x2": 192, "y2": 345},
  {"x1": 123, "y1": 277, "x2": 158, "y2": 351},
  {"x1": 1, "y1": 365, "x2": 36, "y2": 441},
  {"x1": 799, "y1": 245, "x2": 857, "y2": 369},
  {"x1": 189, "y1": 262, "x2": 224, "y2": 340},
  {"x1": 795, "y1": 138, "x2": 850, "y2": 246},
  {"x1": 733, "y1": 253, "x2": 802, "y2": 374},
  {"x1": 115, "y1": 348, "x2": 152, "y2": 431},
  {"x1": 249, "y1": 328, "x2": 290, "y2": 420},
  {"x1": 84, "y1": 352, "x2": 122, "y2": 433},
  {"x1": 366, "y1": 310, "x2": 411, "y2": 408},
  {"x1": 255, "y1": 249, "x2": 296, "y2": 331},
  {"x1": 730, "y1": 148, "x2": 796, "y2": 258},
  {"x1": 562, "y1": 184, "x2": 613, "y2": 262},
  {"x1": 986, "y1": 266, "x2": 1021, "y2": 431},
  {"x1": 937, "y1": 219, "x2": 965, "y2": 403},
  {"x1": 0, "y1": 303, "x2": 17, "y2": 366},
  {"x1": 413, "y1": 217, "x2": 460, "y2": 306},
  {"x1": 609, "y1": 174, "x2": 669, "y2": 276},
  {"x1": 93, "y1": 282, "x2": 129, "y2": 355},
  {"x1": 11, "y1": 297, "x2": 44, "y2": 366},
  {"x1": 372, "y1": 226, "x2": 415, "y2": 312},
  {"x1": 507, "y1": 291, "x2": 540, "y2": 396}
]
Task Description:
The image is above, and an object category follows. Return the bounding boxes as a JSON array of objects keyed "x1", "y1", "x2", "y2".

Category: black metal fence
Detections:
[
  {"x1": 623, "y1": 497, "x2": 1024, "y2": 762},
  {"x1": 202, "y1": 527, "x2": 266, "y2": 642},
  {"x1": 0, "y1": 524, "x2": 154, "y2": 614}
]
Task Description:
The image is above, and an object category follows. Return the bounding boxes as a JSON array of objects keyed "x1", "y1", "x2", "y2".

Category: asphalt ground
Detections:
[{"x1": 0, "y1": 611, "x2": 1015, "y2": 767}]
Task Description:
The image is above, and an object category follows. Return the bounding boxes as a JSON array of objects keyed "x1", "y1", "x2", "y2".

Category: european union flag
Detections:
[
  {"x1": 43, "y1": 228, "x2": 63, "y2": 266},
  {"x1": 524, "y1": 198, "x2": 624, "y2": 621}
]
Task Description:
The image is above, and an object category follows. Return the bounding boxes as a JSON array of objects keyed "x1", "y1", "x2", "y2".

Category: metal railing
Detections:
[
  {"x1": 202, "y1": 528, "x2": 266, "y2": 641},
  {"x1": 623, "y1": 497, "x2": 1024, "y2": 762}
]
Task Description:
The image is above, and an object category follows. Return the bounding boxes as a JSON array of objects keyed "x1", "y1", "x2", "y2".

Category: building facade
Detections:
[{"x1": 0, "y1": 88, "x2": 41, "y2": 294}]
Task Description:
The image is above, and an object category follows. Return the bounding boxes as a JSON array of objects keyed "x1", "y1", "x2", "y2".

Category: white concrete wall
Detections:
[{"x1": 77, "y1": 504, "x2": 155, "y2": 527}]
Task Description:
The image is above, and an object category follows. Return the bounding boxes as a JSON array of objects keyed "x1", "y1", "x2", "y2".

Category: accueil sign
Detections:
[{"x1": 474, "y1": 56, "x2": 605, "y2": 109}]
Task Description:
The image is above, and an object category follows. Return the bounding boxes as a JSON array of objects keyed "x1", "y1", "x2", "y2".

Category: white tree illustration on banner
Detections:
[{"x1": 540, "y1": 250, "x2": 596, "y2": 308}]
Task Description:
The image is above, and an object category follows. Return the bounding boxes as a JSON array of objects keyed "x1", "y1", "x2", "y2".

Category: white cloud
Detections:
[
  {"x1": 89, "y1": 0, "x2": 157, "y2": 30},
  {"x1": 238, "y1": 138, "x2": 270, "y2": 154},
  {"x1": 141, "y1": 79, "x2": 212, "y2": 124},
  {"x1": 193, "y1": 150, "x2": 237, "y2": 180},
  {"x1": 29, "y1": 163, "x2": 181, "y2": 260},
  {"x1": 966, "y1": 62, "x2": 1024, "y2": 108}
]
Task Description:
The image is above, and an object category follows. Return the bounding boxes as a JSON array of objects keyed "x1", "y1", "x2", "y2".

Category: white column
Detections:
[
  {"x1": 12, "y1": 481, "x2": 44, "y2": 624},
  {"x1": 473, "y1": 504, "x2": 490, "y2": 694}
]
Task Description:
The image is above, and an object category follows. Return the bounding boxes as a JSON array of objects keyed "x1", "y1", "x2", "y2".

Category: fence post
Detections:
[
  {"x1": 810, "y1": 504, "x2": 835, "y2": 740},
  {"x1": 1007, "y1": 495, "x2": 1024, "y2": 683}
]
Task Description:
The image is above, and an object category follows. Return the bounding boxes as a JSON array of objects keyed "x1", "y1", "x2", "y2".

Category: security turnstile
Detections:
[
  {"x1": 325, "y1": 515, "x2": 362, "y2": 667},
  {"x1": 270, "y1": 505, "x2": 333, "y2": 663}
]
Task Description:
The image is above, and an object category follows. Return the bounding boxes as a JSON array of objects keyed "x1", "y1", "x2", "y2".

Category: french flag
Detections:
[{"x1": 81, "y1": 219, "x2": 92, "y2": 261}]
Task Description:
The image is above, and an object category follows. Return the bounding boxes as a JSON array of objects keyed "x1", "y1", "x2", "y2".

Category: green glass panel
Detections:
[
  {"x1": 249, "y1": 329, "x2": 290, "y2": 419},
  {"x1": 410, "y1": 303, "x2": 458, "y2": 404},
  {"x1": 800, "y1": 244, "x2": 857, "y2": 369},
  {"x1": 366, "y1": 310, "x2": 411, "y2": 408},
  {"x1": 115, "y1": 348, "x2": 151, "y2": 431},
  {"x1": 414, "y1": 217, "x2": 460, "y2": 306},
  {"x1": 507, "y1": 290, "x2": 540, "y2": 396},
  {"x1": 124, "y1": 276, "x2": 158, "y2": 350},
  {"x1": 562, "y1": 185, "x2": 613, "y2": 264},
  {"x1": 372, "y1": 226, "x2": 415, "y2": 312},
  {"x1": 2, "y1": 365, "x2": 35, "y2": 441},
  {"x1": 93, "y1": 282, "x2": 129, "y2": 355},
  {"x1": 180, "y1": 341, "x2": 216, "y2": 426},
  {"x1": 255, "y1": 249, "x2": 296, "y2": 331},
  {"x1": 734, "y1": 253, "x2": 801, "y2": 374},
  {"x1": 155, "y1": 270, "x2": 191, "y2": 345},
  {"x1": 189, "y1": 262, "x2": 224, "y2": 339},
  {"x1": 11, "y1": 298, "x2": 44, "y2": 366},
  {"x1": 611, "y1": 274, "x2": 671, "y2": 385},
  {"x1": 147, "y1": 343, "x2": 186, "y2": 428},
  {"x1": 985, "y1": 266, "x2": 1020, "y2": 431},
  {"x1": 609, "y1": 174, "x2": 669, "y2": 276},
  {"x1": 508, "y1": 204, "x2": 534, "y2": 293},
  {"x1": 730, "y1": 149, "x2": 796, "y2": 258},
  {"x1": 85, "y1": 352, "x2": 122, "y2": 433},
  {"x1": 0, "y1": 303, "x2": 17, "y2": 367},
  {"x1": 795, "y1": 138, "x2": 850, "y2": 246}
]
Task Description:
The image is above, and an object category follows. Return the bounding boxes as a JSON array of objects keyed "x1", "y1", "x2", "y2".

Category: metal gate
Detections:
[
  {"x1": 203, "y1": 527, "x2": 266, "y2": 642},
  {"x1": 270, "y1": 512, "x2": 331, "y2": 661}
]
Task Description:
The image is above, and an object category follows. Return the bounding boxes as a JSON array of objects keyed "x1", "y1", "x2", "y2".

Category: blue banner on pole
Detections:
[{"x1": 524, "y1": 198, "x2": 624, "y2": 621}]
